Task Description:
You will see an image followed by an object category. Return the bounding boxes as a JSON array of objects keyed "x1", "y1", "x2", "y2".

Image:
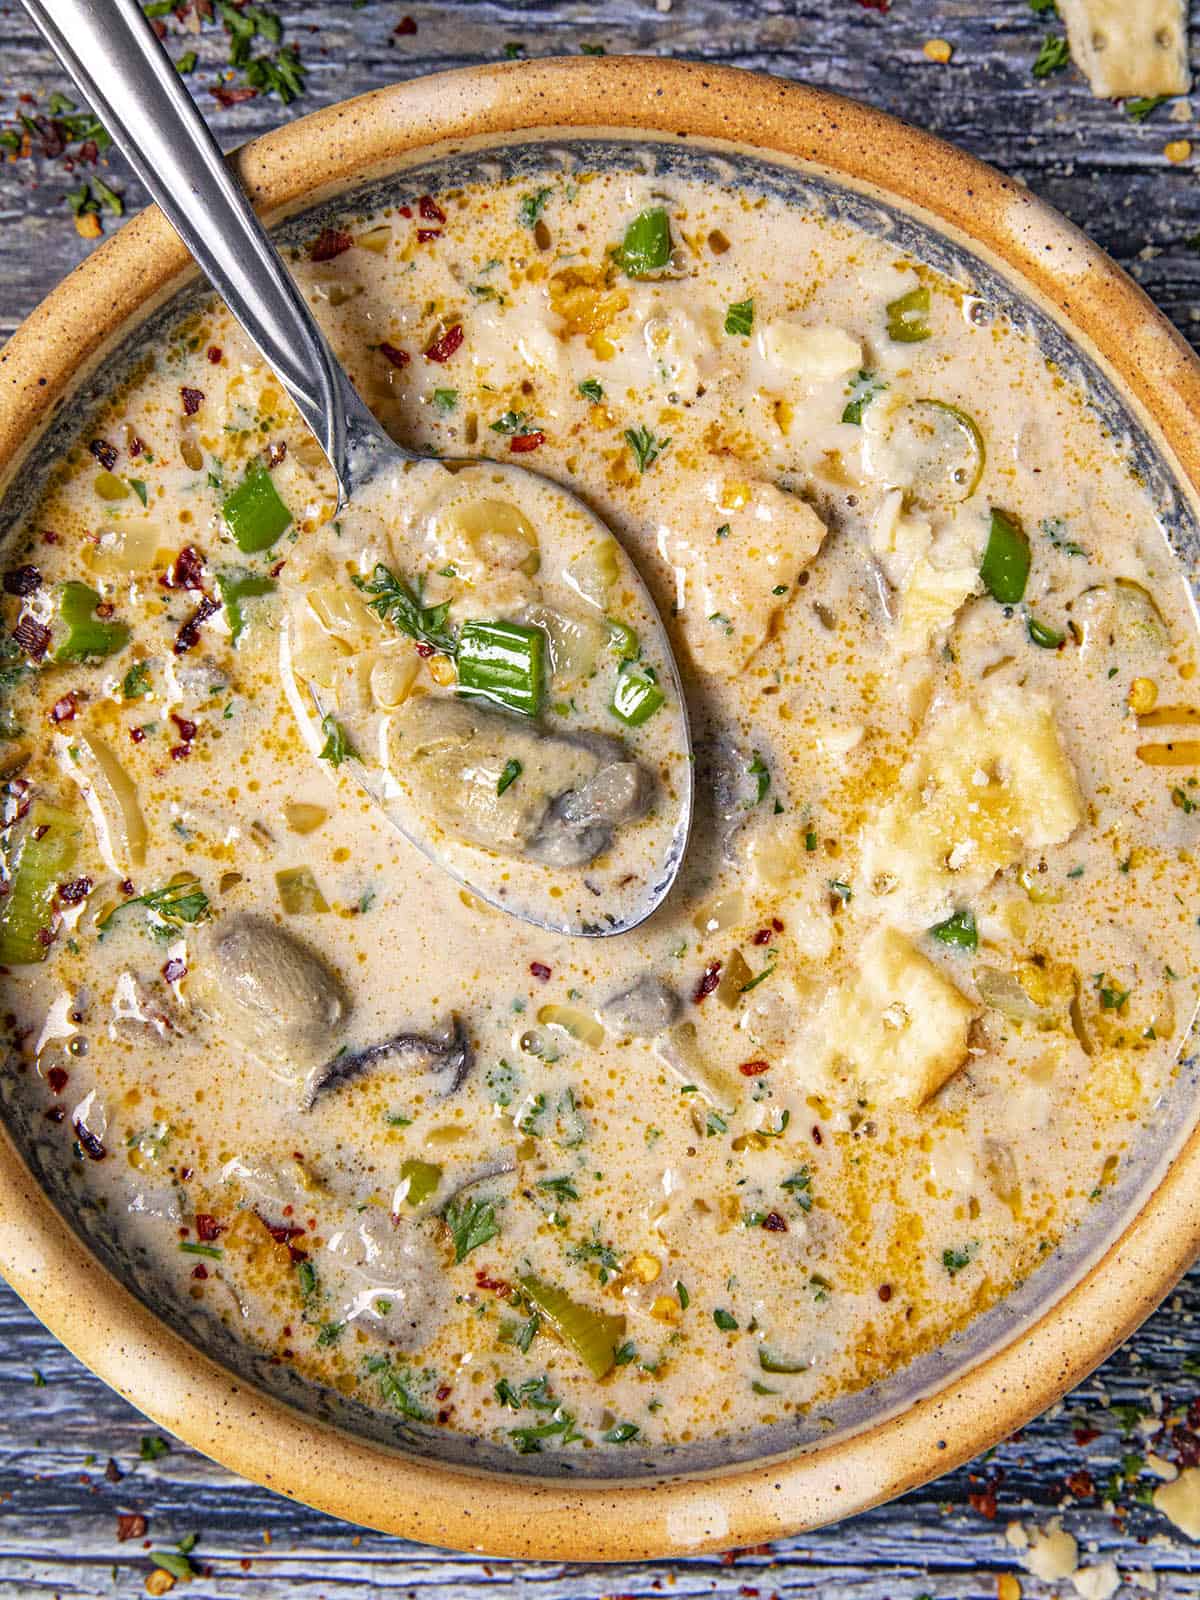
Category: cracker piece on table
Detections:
[{"x1": 1058, "y1": 0, "x2": 1190, "y2": 98}]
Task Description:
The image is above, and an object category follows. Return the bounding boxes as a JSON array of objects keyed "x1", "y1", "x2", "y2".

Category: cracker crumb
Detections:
[{"x1": 1165, "y1": 138, "x2": 1192, "y2": 162}]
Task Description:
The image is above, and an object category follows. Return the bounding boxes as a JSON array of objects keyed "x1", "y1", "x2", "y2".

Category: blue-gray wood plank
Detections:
[{"x1": 3, "y1": 0, "x2": 1200, "y2": 1592}]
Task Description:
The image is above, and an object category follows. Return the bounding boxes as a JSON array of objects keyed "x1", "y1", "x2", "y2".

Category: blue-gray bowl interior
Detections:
[{"x1": 1, "y1": 136, "x2": 1197, "y2": 1482}]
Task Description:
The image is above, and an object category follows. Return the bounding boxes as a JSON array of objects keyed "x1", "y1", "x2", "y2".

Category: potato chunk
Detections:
[
  {"x1": 863, "y1": 687, "x2": 1083, "y2": 919},
  {"x1": 657, "y1": 474, "x2": 827, "y2": 676},
  {"x1": 812, "y1": 926, "x2": 978, "y2": 1106}
]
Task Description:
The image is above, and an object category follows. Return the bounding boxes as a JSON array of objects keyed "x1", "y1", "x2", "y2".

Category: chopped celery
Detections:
[
  {"x1": 275, "y1": 865, "x2": 329, "y2": 914},
  {"x1": 456, "y1": 620, "x2": 545, "y2": 718},
  {"x1": 1027, "y1": 615, "x2": 1064, "y2": 649},
  {"x1": 53, "y1": 582, "x2": 129, "y2": 663},
  {"x1": 758, "y1": 1345, "x2": 808, "y2": 1374},
  {"x1": 615, "y1": 206, "x2": 671, "y2": 278},
  {"x1": 518, "y1": 1273, "x2": 626, "y2": 1379},
  {"x1": 979, "y1": 509, "x2": 1031, "y2": 605},
  {"x1": 605, "y1": 619, "x2": 639, "y2": 659},
  {"x1": 397, "y1": 1158, "x2": 442, "y2": 1207},
  {"x1": 217, "y1": 568, "x2": 276, "y2": 645},
  {"x1": 0, "y1": 801, "x2": 81, "y2": 965},
  {"x1": 222, "y1": 462, "x2": 292, "y2": 553},
  {"x1": 886, "y1": 285, "x2": 932, "y2": 342},
  {"x1": 611, "y1": 660, "x2": 664, "y2": 727}
]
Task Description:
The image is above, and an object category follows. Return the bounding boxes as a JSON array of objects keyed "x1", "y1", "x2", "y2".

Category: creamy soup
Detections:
[{"x1": 1, "y1": 166, "x2": 1197, "y2": 1459}]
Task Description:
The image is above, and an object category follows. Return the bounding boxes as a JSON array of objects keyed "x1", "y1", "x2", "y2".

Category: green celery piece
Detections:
[
  {"x1": 222, "y1": 462, "x2": 292, "y2": 553},
  {"x1": 1027, "y1": 615, "x2": 1065, "y2": 649},
  {"x1": 606, "y1": 619, "x2": 639, "y2": 659},
  {"x1": 980, "y1": 508, "x2": 1031, "y2": 604},
  {"x1": 519, "y1": 1274, "x2": 626, "y2": 1380},
  {"x1": 885, "y1": 285, "x2": 932, "y2": 343},
  {"x1": 615, "y1": 207, "x2": 671, "y2": 277},
  {"x1": 0, "y1": 802, "x2": 81, "y2": 965},
  {"x1": 456, "y1": 619, "x2": 545, "y2": 718},
  {"x1": 397, "y1": 1157, "x2": 442, "y2": 1207},
  {"x1": 53, "y1": 582, "x2": 129, "y2": 663},
  {"x1": 217, "y1": 568, "x2": 276, "y2": 645},
  {"x1": 929, "y1": 908, "x2": 978, "y2": 951},
  {"x1": 611, "y1": 660, "x2": 664, "y2": 728}
]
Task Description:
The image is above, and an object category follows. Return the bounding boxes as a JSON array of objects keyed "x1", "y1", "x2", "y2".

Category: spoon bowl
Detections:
[{"x1": 21, "y1": 0, "x2": 693, "y2": 935}]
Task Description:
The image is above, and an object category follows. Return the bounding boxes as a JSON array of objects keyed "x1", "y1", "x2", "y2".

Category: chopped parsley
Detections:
[
  {"x1": 942, "y1": 1242, "x2": 979, "y2": 1277},
  {"x1": 625, "y1": 426, "x2": 670, "y2": 473},
  {"x1": 578, "y1": 377, "x2": 604, "y2": 403},
  {"x1": 1032, "y1": 33, "x2": 1070, "y2": 79},
  {"x1": 518, "y1": 187, "x2": 552, "y2": 229},
  {"x1": 354, "y1": 563, "x2": 457, "y2": 655},
  {"x1": 496, "y1": 757, "x2": 522, "y2": 796},
  {"x1": 432, "y1": 388, "x2": 458, "y2": 412},
  {"x1": 713, "y1": 1308, "x2": 738, "y2": 1331},
  {"x1": 724, "y1": 298, "x2": 754, "y2": 337},
  {"x1": 443, "y1": 1195, "x2": 499, "y2": 1262},
  {"x1": 98, "y1": 875, "x2": 210, "y2": 938},
  {"x1": 841, "y1": 369, "x2": 887, "y2": 425},
  {"x1": 318, "y1": 712, "x2": 356, "y2": 768}
]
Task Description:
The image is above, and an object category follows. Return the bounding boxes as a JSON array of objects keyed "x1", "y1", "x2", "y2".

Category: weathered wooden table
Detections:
[{"x1": 3, "y1": 1, "x2": 1200, "y2": 1593}]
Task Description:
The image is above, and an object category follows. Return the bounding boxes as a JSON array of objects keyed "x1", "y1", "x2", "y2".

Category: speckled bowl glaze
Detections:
[{"x1": 1, "y1": 58, "x2": 1199, "y2": 1559}]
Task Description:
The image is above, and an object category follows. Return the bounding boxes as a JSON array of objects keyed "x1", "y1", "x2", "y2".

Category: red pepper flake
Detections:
[
  {"x1": 761, "y1": 1211, "x2": 787, "y2": 1232},
  {"x1": 195, "y1": 1213, "x2": 223, "y2": 1241},
  {"x1": 174, "y1": 592, "x2": 220, "y2": 654},
  {"x1": 57, "y1": 877, "x2": 91, "y2": 905},
  {"x1": 116, "y1": 1513, "x2": 147, "y2": 1542},
  {"x1": 967, "y1": 1486, "x2": 998, "y2": 1520},
  {"x1": 738, "y1": 1060, "x2": 770, "y2": 1077},
  {"x1": 474, "y1": 1268, "x2": 512, "y2": 1296},
  {"x1": 424, "y1": 323, "x2": 464, "y2": 363},
  {"x1": 414, "y1": 640, "x2": 434, "y2": 658},
  {"x1": 41, "y1": 529, "x2": 60, "y2": 545},
  {"x1": 191, "y1": 1262, "x2": 209, "y2": 1280},
  {"x1": 811, "y1": 1123, "x2": 823, "y2": 1145},
  {"x1": 1065, "y1": 1468, "x2": 1095, "y2": 1498},
  {"x1": 73, "y1": 1117, "x2": 106, "y2": 1161},
  {"x1": 877, "y1": 1283, "x2": 893, "y2": 1303},
  {"x1": 751, "y1": 928, "x2": 772, "y2": 946},
  {"x1": 13, "y1": 614, "x2": 50, "y2": 660},
  {"x1": 530, "y1": 961, "x2": 552, "y2": 982},
  {"x1": 1174, "y1": 1425, "x2": 1200, "y2": 1468},
  {"x1": 127, "y1": 435, "x2": 146, "y2": 458},
  {"x1": 378, "y1": 341, "x2": 410, "y2": 369},
  {"x1": 398, "y1": 204, "x2": 412, "y2": 218},
  {"x1": 311, "y1": 226, "x2": 354, "y2": 262},
  {"x1": 771, "y1": 917, "x2": 784, "y2": 932},
  {"x1": 88, "y1": 438, "x2": 118, "y2": 470},
  {"x1": 435, "y1": 1383, "x2": 452, "y2": 1401},
  {"x1": 212, "y1": 84, "x2": 257, "y2": 107},
  {"x1": 2, "y1": 565, "x2": 41, "y2": 596},
  {"x1": 180, "y1": 386, "x2": 204, "y2": 417},
  {"x1": 46, "y1": 1066, "x2": 68, "y2": 1093},
  {"x1": 171, "y1": 713, "x2": 198, "y2": 744},
  {"x1": 162, "y1": 544, "x2": 205, "y2": 590},
  {"x1": 418, "y1": 195, "x2": 446, "y2": 224},
  {"x1": 693, "y1": 961, "x2": 722, "y2": 1003},
  {"x1": 45, "y1": 1106, "x2": 65, "y2": 1124},
  {"x1": 1073, "y1": 1425, "x2": 1101, "y2": 1447},
  {"x1": 162, "y1": 957, "x2": 188, "y2": 984},
  {"x1": 855, "y1": 0, "x2": 889, "y2": 10},
  {"x1": 416, "y1": 228, "x2": 442, "y2": 243},
  {"x1": 509, "y1": 431, "x2": 545, "y2": 453},
  {"x1": 264, "y1": 440, "x2": 287, "y2": 469},
  {"x1": 50, "y1": 694, "x2": 78, "y2": 725},
  {"x1": 394, "y1": 13, "x2": 416, "y2": 33},
  {"x1": 206, "y1": 345, "x2": 223, "y2": 364},
  {"x1": 130, "y1": 727, "x2": 146, "y2": 744}
]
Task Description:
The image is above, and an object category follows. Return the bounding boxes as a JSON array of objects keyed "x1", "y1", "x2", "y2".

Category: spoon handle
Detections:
[{"x1": 21, "y1": 0, "x2": 391, "y2": 500}]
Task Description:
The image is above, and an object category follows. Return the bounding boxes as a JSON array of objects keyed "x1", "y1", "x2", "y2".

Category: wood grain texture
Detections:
[{"x1": 2, "y1": 0, "x2": 1200, "y2": 1593}]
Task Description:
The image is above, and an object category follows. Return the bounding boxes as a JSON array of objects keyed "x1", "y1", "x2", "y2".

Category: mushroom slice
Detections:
[{"x1": 304, "y1": 1015, "x2": 473, "y2": 1108}]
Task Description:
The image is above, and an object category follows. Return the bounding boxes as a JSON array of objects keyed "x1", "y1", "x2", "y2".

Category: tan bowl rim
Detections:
[{"x1": 1, "y1": 56, "x2": 1199, "y2": 1561}]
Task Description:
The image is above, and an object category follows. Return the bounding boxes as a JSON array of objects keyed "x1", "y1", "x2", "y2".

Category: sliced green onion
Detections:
[
  {"x1": 979, "y1": 508, "x2": 1031, "y2": 605},
  {"x1": 518, "y1": 1273, "x2": 626, "y2": 1379},
  {"x1": 605, "y1": 619, "x2": 639, "y2": 659},
  {"x1": 842, "y1": 369, "x2": 887, "y2": 425},
  {"x1": 456, "y1": 619, "x2": 546, "y2": 718},
  {"x1": 0, "y1": 802, "x2": 81, "y2": 966},
  {"x1": 758, "y1": 1344, "x2": 808, "y2": 1374},
  {"x1": 53, "y1": 581, "x2": 129, "y2": 662},
  {"x1": 611, "y1": 660, "x2": 664, "y2": 728},
  {"x1": 217, "y1": 568, "x2": 276, "y2": 645},
  {"x1": 222, "y1": 461, "x2": 293, "y2": 553},
  {"x1": 615, "y1": 206, "x2": 671, "y2": 277},
  {"x1": 885, "y1": 285, "x2": 932, "y2": 343},
  {"x1": 929, "y1": 908, "x2": 978, "y2": 951},
  {"x1": 496, "y1": 758, "x2": 522, "y2": 796},
  {"x1": 1027, "y1": 615, "x2": 1065, "y2": 649}
]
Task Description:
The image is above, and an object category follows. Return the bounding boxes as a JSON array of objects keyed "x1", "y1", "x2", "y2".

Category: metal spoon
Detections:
[{"x1": 22, "y1": 0, "x2": 693, "y2": 936}]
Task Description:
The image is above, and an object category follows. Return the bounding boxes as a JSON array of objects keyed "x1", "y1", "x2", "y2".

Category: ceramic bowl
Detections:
[{"x1": 1, "y1": 57, "x2": 1198, "y2": 1559}]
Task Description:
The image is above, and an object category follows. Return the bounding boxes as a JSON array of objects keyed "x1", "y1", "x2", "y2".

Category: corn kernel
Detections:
[
  {"x1": 75, "y1": 211, "x2": 102, "y2": 240},
  {"x1": 996, "y1": 1576, "x2": 1022, "y2": 1600},
  {"x1": 923, "y1": 38, "x2": 953, "y2": 63},
  {"x1": 145, "y1": 1567, "x2": 176, "y2": 1595},
  {"x1": 1165, "y1": 140, "x2": 1192, "y2": 164},
  {"x1": 1128, "y1": 676, "x2": 1158, "y2": 713},
  {"x1": 426, "y1": 655, "x2": 457, "y2": 687},
  {"x1": 650, "y1": 1294, "x2": 681, "y2": 1324}
]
